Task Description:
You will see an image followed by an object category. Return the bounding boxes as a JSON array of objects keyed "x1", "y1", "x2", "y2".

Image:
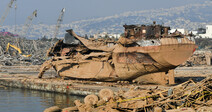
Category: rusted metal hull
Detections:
[
  {"x1": 113, "y1": 45, "x2": 196, "y2": 81},
  {"x1": 38, "y1": 22, "x2": 196, "y2": 84},
  {"x1": 50, "y1": 38, "x2": 196, "y2": 81}
]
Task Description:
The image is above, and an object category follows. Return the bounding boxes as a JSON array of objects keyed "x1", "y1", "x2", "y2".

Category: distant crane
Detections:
[
  {"x1": 0, "y1": 0, "x2": 16, "y2": 27},
  {"x1": 14, "y1": 0, "x2": 17, "y2": 32},
  {"x1": 21, "y1": 10, "x2": 37, "y2": 37},
  {"x1": 53, "y1": 8, "x2": 65, "y2": 39}
]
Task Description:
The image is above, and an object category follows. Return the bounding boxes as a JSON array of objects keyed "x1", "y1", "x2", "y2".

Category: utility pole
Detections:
[{"x1": 0, "y1": 0, "x2": 15, "y2": 27}]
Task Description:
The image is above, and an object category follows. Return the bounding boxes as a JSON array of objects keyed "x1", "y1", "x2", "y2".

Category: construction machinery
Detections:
[
  {"x1": 53, "y1": 8, "x2": 65, "y2": 39},
  {"x1": 0, "y1": 0, "x2": 16, "y2": 27},
  {"x1": 6, "y1": 43, "x2": 32, "y2": 57},
  {"x1": 21, "y1": 10, "x2": 37, "y2": 37},
  {"x1": 38, "y1": 22, "x2": 196, "y2": 84}
]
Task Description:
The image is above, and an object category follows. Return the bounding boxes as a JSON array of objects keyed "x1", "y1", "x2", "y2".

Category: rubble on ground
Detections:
[
  {"x1": 0, "y1": 35, "x2": 57, "y2": 66},
  {"x1": 181, "y1": 51, "x2": 212, "y2": 67},
  {"x1": 57, "y1": 75, "x2": 212, "y2": 112}
]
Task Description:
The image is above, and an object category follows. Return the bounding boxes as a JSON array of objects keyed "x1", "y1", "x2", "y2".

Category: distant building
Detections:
[
  {"x1": 93, "y1": 32, "x2": 121, "y2": 39},
  {"x1": 0, "y1": 30, "x2": 19, "y2": 37},
  {"x1": 189, "y1": 31, "x2": 198, "y2": 35},
  {"x1": 197, "y1": 25, "x2": 212, "y2": 38},
  {"x1": 170, "y1": 28, "x2": 186, "y2": 34},
  {"x1": 93, "y1": 34, "x2": 99, "y2": 39},
  {"x1": 108, "y1": 34, "x2": 121, "y2": 39},
  {"x1": 197, "y1": 28, "x2": 206, "y2": 34}
]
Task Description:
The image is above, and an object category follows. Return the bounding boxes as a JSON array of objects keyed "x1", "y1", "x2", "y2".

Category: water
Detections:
[{"x1": 0, "y1": 86, "x2": 84, "y2": 112}]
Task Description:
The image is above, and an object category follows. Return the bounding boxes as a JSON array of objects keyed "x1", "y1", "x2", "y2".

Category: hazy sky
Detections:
[{"x1": 0, "y1": 0, "x2": 207, "y2": 26}]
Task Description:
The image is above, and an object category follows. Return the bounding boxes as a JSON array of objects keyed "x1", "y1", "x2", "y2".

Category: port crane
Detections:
[
  {"x1": 53, "y1": 8, "x2": 65, "y2": 39},
  {"x1": 0, "y1": 0, "x2": 16, "y2": 27},
  {"x1": 21, "y1": 10, "x2": 37, "y2": 37}
]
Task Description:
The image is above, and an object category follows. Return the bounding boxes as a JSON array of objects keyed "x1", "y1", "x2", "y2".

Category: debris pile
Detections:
[
  {"x1": 0, "y1": 35, "x2": 57, "y2": 66},
  {"x1": 181, "y1": 53, "x2": 206, "y2": 67},
  {"x1": 181, "y1": 51, "x2": 212, "y2": 67},
  {"x1": 57, "y1": 75, "x2": 212, "y2": 112}
]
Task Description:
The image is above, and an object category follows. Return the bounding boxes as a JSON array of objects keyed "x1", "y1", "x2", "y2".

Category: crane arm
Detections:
[
  {"x1": 6, "y1": 43, "x2": 32, "y2": 57},
  {"x1": 53, "y1": 8, "x2": 65, "y2": 39},
  {"x1": 10, "y1": 44, "x2": 22, "y2": 54},
  {"x1": 21, "y1": 10, "x2": 37, "y2": 37},
  {"x1": 6, "y1": 43, "x2": 22, "y2": 54},
  {"x1": 0, "y1": 0, "x2": 15, "y2": 26}
]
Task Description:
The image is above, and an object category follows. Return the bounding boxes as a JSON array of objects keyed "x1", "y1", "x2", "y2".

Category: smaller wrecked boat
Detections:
[{"x1": 38, "y1": 22, "x2": 196, "y2": 84}]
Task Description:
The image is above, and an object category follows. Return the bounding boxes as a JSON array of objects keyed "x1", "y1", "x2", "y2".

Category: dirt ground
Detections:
[
  {"x1": 1, "y1": 65, "x2": 211, "y2": 84},
  {"x1": 174, "y1": 66, "x2": 212, "y2": 83}
]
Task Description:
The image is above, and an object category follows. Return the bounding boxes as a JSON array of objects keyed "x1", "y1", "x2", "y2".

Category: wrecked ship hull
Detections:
[
  {"x1": 50, "y1": 38, "x2": 195, "y2": 81},
  {"x1": 113, "y1": 45, "x2": 196, "y2": 81},
  {"x1": 38, "y1": 22, "x2": 196, "y2": 83}
]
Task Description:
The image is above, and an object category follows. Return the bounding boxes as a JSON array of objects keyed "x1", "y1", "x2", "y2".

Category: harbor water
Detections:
[{"x1": 0, "y1": 86, "x2": 84, "y2": 112}]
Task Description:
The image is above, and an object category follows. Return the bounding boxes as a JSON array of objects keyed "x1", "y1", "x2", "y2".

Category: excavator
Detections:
[{"x1": 6, "y1": 43, "x2": 32, "y2": 57}]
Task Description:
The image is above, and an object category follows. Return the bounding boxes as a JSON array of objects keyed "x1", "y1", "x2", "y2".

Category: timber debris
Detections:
[{"x1": 59, "y1": 75, "x2": 212, "y2": 112}]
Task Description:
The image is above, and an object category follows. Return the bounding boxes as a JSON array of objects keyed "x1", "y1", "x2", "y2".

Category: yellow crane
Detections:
[
  {"x1": 0, "y1": 0, "x2": 16, "y2": 27},
  {"x1": 6, "y1": 43, "x2": 32, "y2": 57}
]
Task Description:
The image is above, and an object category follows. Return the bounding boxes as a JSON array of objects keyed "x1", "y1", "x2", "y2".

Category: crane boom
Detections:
[
  {"x1": 21, "y1": 10, "x2": 37, "y2": 37},
  {"x1": 53, "y1": 8, "x2": 65, "y2": 39},
  {"x1": 6, "y1": 43, "x2": 32, "y2": 57},
  {"x1": 6, "y1": 43, "x2": 22, "y2": 54},
  {"x1": 0, "y1": 0, "x2": 15, "y2": 27}
]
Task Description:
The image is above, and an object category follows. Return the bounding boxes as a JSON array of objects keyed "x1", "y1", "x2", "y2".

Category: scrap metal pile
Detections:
[
  {"x1": 57, "y1": 75, "x2": 212, "y2": 112},
  {"x1": 0, "y1": 35, "x2": 52, "y2": 66}
]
